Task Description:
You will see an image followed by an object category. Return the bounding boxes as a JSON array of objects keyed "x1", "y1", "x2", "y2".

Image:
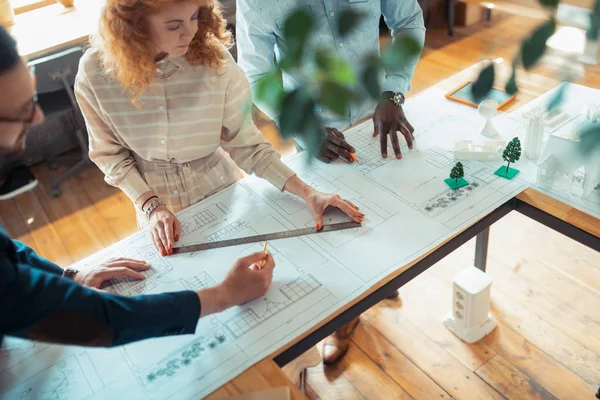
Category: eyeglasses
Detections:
[{"x1": 0, "y1": 97, "x2": 39, "y2": 125}]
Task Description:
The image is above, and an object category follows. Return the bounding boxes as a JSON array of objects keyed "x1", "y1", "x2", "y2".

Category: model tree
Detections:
[
  {"x1": 494, "y1": 137, "x2": 521, "y2": 179},
  {"x1": 445, "y1": 161, "x2": 469, "y2": 189},
  {"x1": 450, "y1": 162, "x2": 465, "y2": 184}
]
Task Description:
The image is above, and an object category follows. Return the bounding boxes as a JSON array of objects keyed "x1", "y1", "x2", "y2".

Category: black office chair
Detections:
[{"x1": 28, "y1": 47, "x2": 91, "y2": 197}]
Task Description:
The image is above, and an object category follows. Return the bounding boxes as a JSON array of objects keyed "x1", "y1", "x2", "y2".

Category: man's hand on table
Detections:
[
  {"x1": 318, "y1": 127, "x2": 356, "y2": 164},
  {"x1": 197, "y1": 251, "x2": 275, "y2": 317},
  {"x1": 74, "y1": 258, "x2": 151, "y2": 290},
  {"x1": 373, "y1": 91, "x2": 415, "y2": 159}
]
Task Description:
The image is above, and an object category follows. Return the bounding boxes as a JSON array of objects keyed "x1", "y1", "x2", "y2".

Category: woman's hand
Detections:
[
  {"x1": 305, "y1": 190, "x2": 364, "y2": 231},
  {"x1": 283, "y1": 176, "x2": 365, "y2": 230},
  {"x1": 149, "y1": 205, "x2": 181, "y2": 256}
]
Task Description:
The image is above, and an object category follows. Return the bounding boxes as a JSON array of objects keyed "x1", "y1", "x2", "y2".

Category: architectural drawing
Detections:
[
  {"x1": 180, "y1": 272, "x2": 216, "y2": 291},
  {"x1": 204, "y1": 220, "x2": 249, "y2": 243},
  {"x1": 3, "y1": 83, "x2": 598, "y2": 400},
  {"x1": 0, "y1": 339, "x2": 35, "y2": 355},
  {"x1": 3, "y1": 356, "x2": 93, "y2": 400},
  {"x1": 224, "y1": 274, "x2": 321, "y2": 337},
  {"x1": 122, "y1": 324, "x2": 232, "y2": 393},
  {"x1": 93, "y1": 243, "x2": 173, "y2": 296}
]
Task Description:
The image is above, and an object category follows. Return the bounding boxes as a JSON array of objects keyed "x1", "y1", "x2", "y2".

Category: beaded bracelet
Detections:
[{"x1": 145, "y1": 199, "x2": 165, "y2": 220}]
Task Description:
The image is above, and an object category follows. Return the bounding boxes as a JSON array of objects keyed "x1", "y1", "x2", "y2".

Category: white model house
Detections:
[
  {"x1": 537, "y1": 131, "x2": 600, "y2": 197},
  {"x1": 454, "y1": 140, "x2": 507, "y2": 161}
]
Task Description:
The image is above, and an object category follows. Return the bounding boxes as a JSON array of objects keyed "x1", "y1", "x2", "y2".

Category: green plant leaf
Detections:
[
  {"x1": 282, "y1": 9, "x2": 314, "y2": 68},
  {"x1": 329, "y1": 58, "x2": 356, "y2": 85},
  {"x1": 381, "y1": 35, "x2": 423, "y2": 70},
  {"x1": 315, "y1": 49, "x2": 332, "y2": 71},
  {"x1": 278, "y1": 89, "x2": 315, "y2": 139},
  {"x1": 337, "y1": 9, "x2": 365, "y2": 37},
  {"x1": 587, "y1": 0, "x2": 600, "y2": 40},
  {"x1": 278, "y1": 89, "x2": 324, "y2": 160},
  {"x1": 546, "y1": 81, "x2": 568, "y2": 111},
  {"x1": 320, "y1": 82, "x2": 355, "y2": 117},
  {"x1": 315, "y1": 50, "x2": 356, "y2": 85},
  {"x1": 521, "y1": 19, "x2": 556, "y2": 70},
  {"x1": 505, "y1": 67, "x2": 518, "y2": 95},
  {"x1": 471, "y1": 62, "x2": 495, "y2": 102},
  {"x1": 362, "y1": 56, "x2": 383, "y2": 100},
  {"x1": 256, "y1": 70, "x2": 284, "y2": 111},
  {"x1": 538, "y1": 0, "x2": 559, "y2": 8}
]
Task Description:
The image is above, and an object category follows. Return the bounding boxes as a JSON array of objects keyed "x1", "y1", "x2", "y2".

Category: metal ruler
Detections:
[{"x1": 172, "y1": 221, "x2": 361, "y2": 255}]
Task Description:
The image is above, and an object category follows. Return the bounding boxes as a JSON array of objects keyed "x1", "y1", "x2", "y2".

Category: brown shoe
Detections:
[
  {"x1": 386, "y1": 289, "x2": 400, "y2": 299},
  {"x1": 321, "y1": 317, "x2": 360, "y2": 365}
]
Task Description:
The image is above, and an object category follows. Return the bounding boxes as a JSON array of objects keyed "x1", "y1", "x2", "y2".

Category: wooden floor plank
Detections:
[
  {"x1": 306, "y1": 365, "x2": 365, "y2": 400},
  {"x1": 33, "y1": 165, "x2": 119, "y2": 264},
  {"x1": 77, "y1": 166, "x2": 138, "y2": 242},
  {"x1": 351, "y1": 320, "x2": 451, "y2": 400},
  {"x1": 12, "y1": 187, "x2": 72, "y2": 267},
  {"x1": 489, "y1": 282, "x2": 600, "y2": 385},
  {"x1": 480, "y1": 326, "x2": 598, "y2": 400},
  {"x1": 361, "y1": 306, "x2": 504, "y2": 400},
  {"x1": 308, "y1": 344, "x2": 411, "y2": 400},
  {"x1": 475, "y1": 355, "x2": 558, "y2": 400},
  {"x1": 0, "y1": 197, "x2": 35, "y2": 247}
]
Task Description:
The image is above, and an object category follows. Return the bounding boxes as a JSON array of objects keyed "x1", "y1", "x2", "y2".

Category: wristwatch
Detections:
[
  {"x1": 62, "y1": 268, "x2": 79, "y2": 280},
  {"x1": 390, "y1": 91, "x2": 405, "y2": 107}
]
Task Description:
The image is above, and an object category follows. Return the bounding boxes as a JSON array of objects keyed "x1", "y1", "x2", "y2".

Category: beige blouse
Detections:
[{"x1": 74, "y1": 46, "x2": 295, "y2": 211}]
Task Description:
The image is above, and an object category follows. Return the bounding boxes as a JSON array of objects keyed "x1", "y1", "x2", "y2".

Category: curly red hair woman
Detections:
[{"x1": 75, "y1": 0, "x2": 364, "y2": 255}]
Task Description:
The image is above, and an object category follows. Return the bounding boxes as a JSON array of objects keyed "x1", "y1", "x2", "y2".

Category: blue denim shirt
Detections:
[{"x1": 236, "y1": 0, "x2": 425, "y2": 133}]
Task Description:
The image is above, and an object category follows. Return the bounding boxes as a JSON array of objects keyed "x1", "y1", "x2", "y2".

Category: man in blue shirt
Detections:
[
  {"x1": 0, "y1": 26, "x2": 275, "y2": 348},
  {"x1": 237, "y1": 0, "x2": 425, "y2": 364}
]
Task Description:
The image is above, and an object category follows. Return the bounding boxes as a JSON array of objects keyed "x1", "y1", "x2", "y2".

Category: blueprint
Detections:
[{"x1": 1, "y1": 82, "x2": 597, "y2": 400}]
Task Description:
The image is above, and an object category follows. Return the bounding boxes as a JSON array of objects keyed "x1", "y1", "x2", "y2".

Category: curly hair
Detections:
[{"x1": 91, "y1": 0, "x2": 232, "y2": 102}]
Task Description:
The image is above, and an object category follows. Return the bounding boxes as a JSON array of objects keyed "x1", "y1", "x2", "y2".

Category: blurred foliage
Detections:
[
  {"x1": 255, "y1": 0, "x2": 600, "y2": 159},
  {"x1": 255, "y1": 8, "x2": 423, "y2": 158}
]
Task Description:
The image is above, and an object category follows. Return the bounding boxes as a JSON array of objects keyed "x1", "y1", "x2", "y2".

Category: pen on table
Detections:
[
  {"x1": 330, "y1": 130, "x2": 358, "y2": 163},
  {"x1": 260, "y1": 242, "x2": 268, "y2": 268}
]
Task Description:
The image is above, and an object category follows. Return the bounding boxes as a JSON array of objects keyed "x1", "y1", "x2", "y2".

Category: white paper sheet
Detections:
[{"x1": 2, "y1": 83, "x2": 597, "y2": 400}]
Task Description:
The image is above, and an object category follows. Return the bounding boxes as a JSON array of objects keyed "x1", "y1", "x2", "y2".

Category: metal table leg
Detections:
[
  {"x1": 474, "y1": 227, "x2": 490, "y2": 271},
  {"x1": 447, "y1": 0, "x2": 455, "y2": 36}
]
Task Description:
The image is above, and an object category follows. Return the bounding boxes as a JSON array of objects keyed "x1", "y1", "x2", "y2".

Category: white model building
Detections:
[
  {"x1": 444, "y1": 267, "x2": 496, "y2": 344},
  {"x1": 537, "y1": 132, "x2": 600, "y2": 197},
  {"x1": 454, "y1": 140, "x2": 506, "y2": 161},
  {"x1": 524, "y1": 108, "x2": 544, "y2": 161},
  {"x1": 586, "y1": 104, "x2": 600, "y2": 123}
]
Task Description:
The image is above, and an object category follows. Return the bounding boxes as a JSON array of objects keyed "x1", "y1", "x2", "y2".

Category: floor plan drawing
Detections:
[
  {"x1": 122, "y1": 323, "x2": 233, "y2": 393},
  {"x1": 224, "y1": 274, "x2": 322, "y2": 338},
  {"x1": 3, "y1": 84, "x2": 598, "y2": 400},
  {"x1": 3, "y1": 356, "x2": 93, "y2": 400}
]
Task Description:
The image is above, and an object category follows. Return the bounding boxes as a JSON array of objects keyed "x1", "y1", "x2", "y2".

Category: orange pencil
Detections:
[
  {"x1": 260, "y1": 242, "x2": 268, "y2": 268},
  {"x1": 331, "y1": 130, "x2": 358, "y2": 163}
]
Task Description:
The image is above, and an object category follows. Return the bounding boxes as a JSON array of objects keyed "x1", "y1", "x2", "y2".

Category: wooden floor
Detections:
[{"x1": 1, "y1": 13, "x2": 599, "y2": 400}]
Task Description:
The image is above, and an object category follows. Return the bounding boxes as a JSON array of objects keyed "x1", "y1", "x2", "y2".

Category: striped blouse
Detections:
[{"x1": 74, "y1": 46, "x2": 295, "y2": 209}]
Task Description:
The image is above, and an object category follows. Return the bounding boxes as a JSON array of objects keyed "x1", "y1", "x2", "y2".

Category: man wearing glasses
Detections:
[{"x1": 0, "y1": 60, "x2": 40, "y2": 200}]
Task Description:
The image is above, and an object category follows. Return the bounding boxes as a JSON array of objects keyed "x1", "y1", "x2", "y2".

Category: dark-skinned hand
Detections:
[
  {"x1": 318, "y1": 127, "x2": 356, "y2": 164},
  {"x1": 372, "y1": 91, "x2": 415, "y2": 159}
]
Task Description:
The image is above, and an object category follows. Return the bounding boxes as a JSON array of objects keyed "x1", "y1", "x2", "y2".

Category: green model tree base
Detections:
[
  {"x1": 494, "y1": 166, "x2": 520, "y2": 180},
  {"x1": 444, "y1": 177, "x2": 469, "y2": 190}
]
